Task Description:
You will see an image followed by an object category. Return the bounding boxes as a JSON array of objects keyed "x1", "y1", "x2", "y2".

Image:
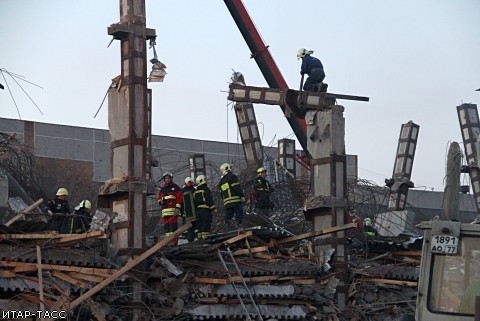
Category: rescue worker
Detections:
[
  {"x1": 181, "y1": 177, "x2": 197, "y2": 242},
  {"x1": 61, "y1": 200, "x2": 92, "y2": 234},
  {"x1": 194, "y1": 175, "x2": 216, "y2": 239},
  {"x1": 297, "y1": 48, "x2": 326, "y2": 92},
  {"x1": 363, "y1": 217, "x2": 378, "y2": 237},
  {"x1": 218, "y1": 163, "x2": 245, "y2": 230},
  {"x1": 46, "y1": 187, "x2": 70, "y2": 231},
  {"x1": 253, "y1": 167, "x2": 274, "y2": 217},
  {"x1": 158, "y1": 171, "x2": 182, "y2": 244}
]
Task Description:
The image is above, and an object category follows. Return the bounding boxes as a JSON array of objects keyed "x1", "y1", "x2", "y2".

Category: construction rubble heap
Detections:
[{"x1": 0, "y1": 212, "x2": 421, "y2": 321}]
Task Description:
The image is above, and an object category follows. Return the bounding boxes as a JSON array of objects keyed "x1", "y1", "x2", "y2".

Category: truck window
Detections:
[{"x1": 428, "y1": 236, "x2": 480, "y2": 315}]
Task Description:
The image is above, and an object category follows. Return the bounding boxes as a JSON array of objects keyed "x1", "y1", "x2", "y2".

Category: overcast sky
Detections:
[{"x1": 1, "y1": 1, "x2": 479, "y2": 191}]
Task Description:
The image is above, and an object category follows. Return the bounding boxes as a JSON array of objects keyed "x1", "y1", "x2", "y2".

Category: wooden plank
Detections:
[
  {"x1": 68, "y1": 222, "x2": 191, "y2": 310},
  {"x1": 193, "y1": 274, "x2": 320, "y2": 285},
  {"x1": 51, "y1": 271, "x2": 89, "y2": 289},
  {"x1": 68, "y1": 272, "x2": 105, "y2": 283},
  {"x1": 85, "y1": 298, "x2": 106, "y2": 321},
  {"x1": 247, "y1": 235, "x2": 269, "y2": 246},
  {"x1": 5, "y1": 198, "x2": 45, "y2": 227},
  {"x1": 275, "y1": 222, "x2": 357, "y2": 245},
  {"x1": 390, "y1": 250, "x2": 422, "y2": 257},
  {"x1": 2, "y1": 261, "x2": 117, "y2": 276},
  {"x1": 36, "y1": 246, "x2": 45, "y2": 320},
  {"x1": 232, "y1": 245, "x2": 269, "y2": 256},
  {"x1": 56, "y1": 231, "x2": 106, "y2": 244},
  {"x1": 0, "y1": 233, "x2": 59, "y2": 239},
  {"x1": 291, "y1": 279, "x2": 317, "y2": 285},
  {"x1": 192, "y1": 277, "x2": 229, "y2": 285},
  {"x1": 360, "y1": 278, "x2": 417, "y2": 287},
  {"x1": 0, "y1": 270, "x2": 15, "y2": 277},
  {"x1": 212, "y1": 231, "x2": 253, "y2": 249},
  {"x1": 18, "y1": 293, "x2": 56, "y2": 308},
  {"x1": 253, "y1": 252, "x2": 277, "y2": 260}
]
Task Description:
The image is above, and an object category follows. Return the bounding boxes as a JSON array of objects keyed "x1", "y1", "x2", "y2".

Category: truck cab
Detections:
[{"x1": 416, "y1": 220, "x2": 480, "y2": 320}]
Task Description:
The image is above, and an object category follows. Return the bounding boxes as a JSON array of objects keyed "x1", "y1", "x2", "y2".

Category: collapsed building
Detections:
[
  {"x1": 0, "y1": 116, "x2": 477, "y2": 320},
  {"x1": 1, "y1": 1, "x2": 479, "y2": 320}
]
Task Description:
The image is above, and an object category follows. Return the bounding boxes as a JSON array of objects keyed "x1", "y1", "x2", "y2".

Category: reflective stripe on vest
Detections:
[
  {"x1": 220, "y1": 182, "x2": 240, "y2": 205},
  {"x1": 162, "y1": 208, "x2": 176, "y2": 216}
]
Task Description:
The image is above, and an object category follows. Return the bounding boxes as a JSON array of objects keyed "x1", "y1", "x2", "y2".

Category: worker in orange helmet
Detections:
[{"x1": 158, "y1": 171, "x2": 182, "y2": 244}]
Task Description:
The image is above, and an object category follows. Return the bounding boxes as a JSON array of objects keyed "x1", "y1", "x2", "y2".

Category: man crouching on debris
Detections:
[
  {"x1": 218, "y1": 163, "x2": 245, "y2": 230},
  {"x1": 46, "y1": 187, "x2": 70, "y2": 231},
  {"x1": 158, "y1": 171, "x2": 183, "y2": 245}
]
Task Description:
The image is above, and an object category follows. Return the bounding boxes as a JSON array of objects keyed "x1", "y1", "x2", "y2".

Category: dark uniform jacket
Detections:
[
  {"x1": 301, "y1": 55, "x2": 324, "y2": 75},
  {"x1": 181, "y1": 185, "x2": 197, "y2": 222},
  {"x1": 46, "y1": 197, "x2": 70, "y2": 214},
  {"x1": 194, "y1": 183, "x2": 216, "y2": 211},
  {"x1": 60, "y1": 207, "x2": 91, "y2": 234},
  {"x1": 218, "y1": 172, "x2": 244, "y2": 208},
  {"x1": 253, "y1": 176, "x2": 274, "y2": 209}
]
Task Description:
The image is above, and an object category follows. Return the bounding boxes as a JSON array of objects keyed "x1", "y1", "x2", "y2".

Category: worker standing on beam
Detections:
[
  {"x1": 297, "y1": 48, "x2": 326, "y2": 92},
  {"x1": 253, "y1": 167, "x2": 274, "y2": 217},
  {"x1": 181, "y1": 177, "x2": 198, "y2": 242},
  {"x1": 194, "y1": 175, "x2": 217, "y2": 239},
  {"x1": 219, "y1": 163, "x2": 245, "y2": 230},
  {"x1": 158, "y1": 172, "x2": 183, "y2": 244}
]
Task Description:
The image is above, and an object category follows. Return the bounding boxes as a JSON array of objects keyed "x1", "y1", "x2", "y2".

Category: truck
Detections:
[{"x1": 414, "y1": 220, "x2": 480, "y2": 320}]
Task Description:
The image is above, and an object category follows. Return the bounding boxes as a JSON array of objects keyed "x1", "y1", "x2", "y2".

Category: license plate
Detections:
[{"x1": 431, "y1": 235, "x2": 459, "y2": 254}]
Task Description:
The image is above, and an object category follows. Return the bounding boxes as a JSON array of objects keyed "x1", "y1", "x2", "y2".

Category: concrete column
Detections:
[{"x1": 304, "y1": 105, "x2": 348, "y2": 311}]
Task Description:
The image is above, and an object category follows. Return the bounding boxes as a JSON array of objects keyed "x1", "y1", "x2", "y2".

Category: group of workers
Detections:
[
  {"x1": 158, "y1": 163, "x2": 274, "y2": 244},
  {"x1": 45, "y1": 187, "x2": 93, "y2": 234},
  {"x1": 41, "y1": 48, "x2": 320, "y2": 237}
]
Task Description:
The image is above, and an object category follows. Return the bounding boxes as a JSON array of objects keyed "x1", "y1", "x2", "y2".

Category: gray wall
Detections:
[{"x1": 0, "y1": 117, "x2": 477, "y2": 220}]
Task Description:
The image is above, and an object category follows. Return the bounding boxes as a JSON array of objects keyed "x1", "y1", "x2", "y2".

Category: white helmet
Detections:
[
  {"x1": 163, "y1": 171, "x2": 173, "y2": 179},
  {"x1": 364, "y1": 217, "x2": 372, "y2": 226},
  {"x1": 220, "y1": 163, "x2": 231, "y2": 174},
  {"x1": 297, "y1": 48, "x2": 314, "y2": 60},
  {"x1": 196, "y1": 175, "x2": 207, "y2": 185}
]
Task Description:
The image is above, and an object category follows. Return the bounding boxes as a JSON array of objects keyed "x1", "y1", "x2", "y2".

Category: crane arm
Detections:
[{"x1": 224, "y1": 0, "x2": 308, "y2": 154}]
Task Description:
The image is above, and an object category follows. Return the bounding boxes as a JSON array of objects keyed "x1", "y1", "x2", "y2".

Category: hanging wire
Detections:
[{"x1": 0, "y1": 68, "x2": 44, "y2": 118}]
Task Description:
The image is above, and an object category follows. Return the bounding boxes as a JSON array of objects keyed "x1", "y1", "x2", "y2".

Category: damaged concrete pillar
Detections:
[{"x1": 304, "y1": 106, "x2": 348, "y2": 311}]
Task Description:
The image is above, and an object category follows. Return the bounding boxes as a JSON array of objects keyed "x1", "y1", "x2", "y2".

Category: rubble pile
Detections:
[
  {"x1": 347, "y1": 234, "x2": 421, "y2": 321},
  {"x1": 147, "y1": 228, "x2": 345, "y2": 320}
]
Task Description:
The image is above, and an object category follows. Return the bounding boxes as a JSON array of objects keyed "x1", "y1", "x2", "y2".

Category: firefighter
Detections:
[
  {"x1": 363, "y1": 217, "x2": 378, "y2": 237},
  {"x1": 61, "y1": 199, "x2": 92, "y2": 234},
  {"x1": 218, "y1": 163, "x2": 245, "y2": 230},
  {"x1": 194, "y1": 175, "x2": 216, "y2": 239},
  {"x1": 158, "y1": 171, "x2": 182, "y2": 244},
  {"x1": 253, "y1": 167, "x2": 274, "y2": 217},
  {"x1": 181, "y1": 177, "x2": 197, "y2": 242},
  {"x1": 46, "y1": 187, "x2": 70, "y2": 232},
  {"x1": 297, "y1": 48, "x2": 326, "y2": 92}
]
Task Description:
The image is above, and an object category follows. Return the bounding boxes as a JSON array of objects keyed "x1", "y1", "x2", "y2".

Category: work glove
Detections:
[
  {"x1": 48, "y1": 210, "x2": 53, "y2": 216},
  {"x1": 213, "y1": 209, "x2": 218, "y2": 214},
  {"x1": 240, "y1": 197, "x2": 245, "y2": 203},
  {"x1": 174, "y1": 208, "x2": 181, "y2": 216}
]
